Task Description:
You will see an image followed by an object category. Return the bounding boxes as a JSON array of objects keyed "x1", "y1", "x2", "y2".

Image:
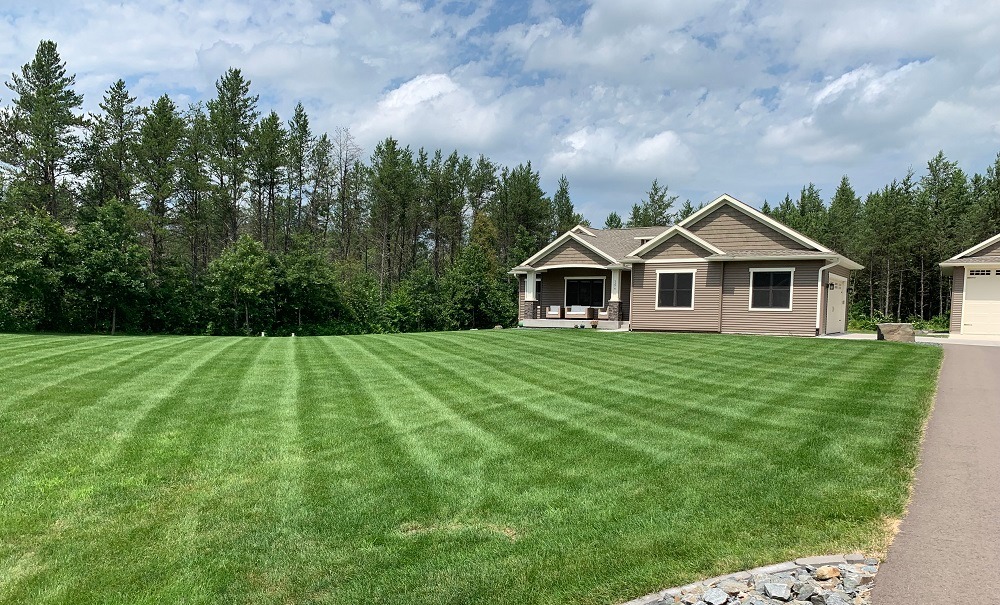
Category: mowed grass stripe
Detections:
[{"x1": 0, "y1": 332, "x2": 941, "y2": 605}]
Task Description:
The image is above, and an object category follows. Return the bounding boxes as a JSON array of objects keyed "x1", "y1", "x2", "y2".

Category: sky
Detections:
[{"x1": 1, "y1": 0, "x2": 999, "y2": 224}]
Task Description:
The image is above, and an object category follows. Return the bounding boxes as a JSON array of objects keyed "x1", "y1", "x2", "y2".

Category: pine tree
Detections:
[
  {"x1": 603, "y1": 211, "x2": 623, "y2": 229},
  {"x1": 827, "y1": 176, "x2": 860, "y2": 256},
  {"x1": 676, "y1": 199, "x2": 696, "y2": 221},
  {"x1": 0, "y1": 40, "x2": 84, "y2": 219},
  {"x1": 550, "y1": 174, "x2": 582, "y2": 234},
  {"x1": 626, "y1": 179, "x2": 676, "y2": 227},
  {"x1": 136, "y1": 94, "x2": 184, "y2": 271},
  {"x1": 207, "y1": 68, "x2": 259, "y2": 245}
]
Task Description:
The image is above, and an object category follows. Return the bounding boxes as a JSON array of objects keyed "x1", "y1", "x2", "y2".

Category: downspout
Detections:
[
  {"x1": 717, "y1": 262, "x2": 725, "y2": 333},
  {"x1": 628, "y1": 268, "x2": 634, "y2": 331},
  {"x1": 816, "y1": 259, "x2": 839, "y2": 336}
]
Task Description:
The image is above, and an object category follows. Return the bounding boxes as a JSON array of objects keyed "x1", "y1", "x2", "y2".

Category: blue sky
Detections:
[{"x1": 1, "y1": 0, "x2": 999, "y2": 224}]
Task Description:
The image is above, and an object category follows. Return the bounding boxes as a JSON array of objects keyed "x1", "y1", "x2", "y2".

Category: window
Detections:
[
  {"x1": 565, "y1": 278, "x2": 605, "y2": 307},
  {"x1": 750, "y1": 270, "x2": 793, "y2": 310},
  {"x1": 656, "y1": 271, "x2": 695, "y2": 309},
  {"x1": 969, "y1": 269, "x2": 992, "y2": 276}
]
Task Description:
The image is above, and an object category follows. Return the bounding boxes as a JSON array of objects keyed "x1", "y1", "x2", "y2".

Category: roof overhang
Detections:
[{"x1": 704, "y1": 254, "x2": 863, "y2": 270}]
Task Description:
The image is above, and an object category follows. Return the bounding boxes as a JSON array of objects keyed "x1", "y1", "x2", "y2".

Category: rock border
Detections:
[{"x1": 623, "y1": 554, "x2": 879, "y2": 605}]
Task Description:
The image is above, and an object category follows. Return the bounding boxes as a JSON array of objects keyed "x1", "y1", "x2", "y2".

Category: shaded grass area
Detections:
[{"x1": 0, "y1": 331, "x2": 941, "y2": 604}]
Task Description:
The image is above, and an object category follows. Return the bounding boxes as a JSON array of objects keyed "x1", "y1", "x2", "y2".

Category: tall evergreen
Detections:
[
  {"x1": 551, "y1": 174, "x2": 582, "y2": 234},
  {"x1": 626, "y1": 179, "x2": 676, "y2": 227},
  {"x1": 136, "y1": 94, "x2": 184, "y2": 271},
  {"x1": 207, "y1": 68, "x2": 259, "y2": 245},
  {"x1": 0, "y1": 40, "x2": 83, "y2": 219}
]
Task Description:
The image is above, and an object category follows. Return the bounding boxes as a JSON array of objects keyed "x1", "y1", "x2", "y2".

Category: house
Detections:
[
  {"x1": 940, "y1": 232, "x2": 1000, "y2": 336},
  {"x1": 511, "y1": 194, "x2": 863, "y2": 336}
]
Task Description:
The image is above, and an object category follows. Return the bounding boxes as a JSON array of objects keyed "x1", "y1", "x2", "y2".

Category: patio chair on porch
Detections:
[
  {"x1": 564, "y1": 305, "x2": 593, "y2": 320},
  {"x1": 544, "y1": 305, "x2": 563, "y2": 319},
  {"x1": 596, "y1": 307, "x2": 610, "y2": 320}
]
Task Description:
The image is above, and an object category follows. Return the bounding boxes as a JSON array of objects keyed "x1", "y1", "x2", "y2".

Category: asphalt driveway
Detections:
[{"x1": 873, "y1": 344, "x2": 1000, "y2": 604}]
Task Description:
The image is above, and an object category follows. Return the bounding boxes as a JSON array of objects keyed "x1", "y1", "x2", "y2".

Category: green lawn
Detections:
[{"x1": 0, "y1": 330, "x2": 940, "y2": 605}]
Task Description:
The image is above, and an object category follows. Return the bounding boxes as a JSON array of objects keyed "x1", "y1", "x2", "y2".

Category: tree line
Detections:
[
  {"x1": 2, "y1": 41, "x2": 998, "y2": 336},
  {"x1": 0, "y1": 41, "x2": 596, "y2": 335},
  {"x1": 760, "y1": 155, "x2": 1000, "y2": 326}
]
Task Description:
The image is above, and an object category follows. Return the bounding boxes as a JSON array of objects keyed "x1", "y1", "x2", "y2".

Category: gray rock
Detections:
[
  {"x1": 702, "y1": 587, "x2": 728, "y2": 605},
  {"x1": 876, "y1": 322, "x2": 915, "y2": 342},
  {"x1": 763, "y1": 583, "x2": 792, "y2": 601},
  {"x1": 820, "y1": 594, "x2": 851, "y2": 605},
  {"x1": 843, "y1": 553, "x2": 865, "y2": 563},
  {"x1": 795, "y1": 582, "x2": 816, "y2": 601},
  {"x1": 841, "y1": 573, "x2": 860, "y2": 592}
]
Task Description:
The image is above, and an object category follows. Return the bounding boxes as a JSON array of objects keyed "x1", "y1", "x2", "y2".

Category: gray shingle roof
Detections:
[
  {"x1": 575, "y1": 226, "x2": 669, "y2": 261},
  {"x1": 950, "y1": 255, "x2": 1000, "y2": 264}
]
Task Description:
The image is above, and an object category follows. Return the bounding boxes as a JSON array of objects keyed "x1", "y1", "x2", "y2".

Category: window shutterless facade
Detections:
[
  {"x1": 655, "y1": 269, "x2": 695, "y2": 310},
  {"x1": 749, "y1": 269, "x2": 793, "y2": 310},
  {"x1": 564, "y1": 278, "x2": 605, "y2": 307}
]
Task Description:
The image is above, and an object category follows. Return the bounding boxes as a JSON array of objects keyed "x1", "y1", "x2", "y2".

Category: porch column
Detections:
[
  {"x1": 525, "y1": 270, "x2": 537, "y2": 302},
  {"x1": 607, "y1": 268, "x2": 623, "y2": 322},
  {"x1": 523, "y1": 270, "x2": 537, "y2": 320},
  {"x1": 610, "y1": 269, "x2": 621, "y2": 302}
]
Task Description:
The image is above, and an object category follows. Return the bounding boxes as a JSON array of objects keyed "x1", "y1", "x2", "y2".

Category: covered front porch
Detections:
[
  {"x1": 520, "y1": 318, "x2": 630, "y2": 330},
  {"x1": 515, "y1": 265, "x2": 631, "y2": 328}
]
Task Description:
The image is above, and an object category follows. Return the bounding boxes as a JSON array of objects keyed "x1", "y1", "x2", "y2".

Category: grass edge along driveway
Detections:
[{"x1": 0, "y1": 330, "x2": 941, "y2": 605}]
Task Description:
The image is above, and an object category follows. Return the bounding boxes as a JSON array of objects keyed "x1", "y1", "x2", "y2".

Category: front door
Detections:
[{"x1": 826, "y1": 276, "x2": 847, "y2": 334}]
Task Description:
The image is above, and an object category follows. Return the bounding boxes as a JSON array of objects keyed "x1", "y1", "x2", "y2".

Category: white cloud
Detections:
[{"x1": 1, "y1": 0, "x2": 999, "y2": 218}]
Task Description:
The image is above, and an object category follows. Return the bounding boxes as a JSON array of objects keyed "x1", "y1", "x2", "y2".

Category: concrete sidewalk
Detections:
[
  {"x1": 873, "y1": 345, "x2": 1000, "y2": 604},
  {"x1": 822, "y1": 332, "x2": 1000, "y2": 347}
]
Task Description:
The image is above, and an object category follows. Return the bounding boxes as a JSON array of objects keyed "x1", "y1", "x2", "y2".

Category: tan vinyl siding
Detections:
[
  {"x1": 643, "y1": 235, "x2": 708, "y2": 260},
  {"x1": 629, "y1": 262, "x2": 722, "y2": 332},
  {"x1": 687, "y1": 205, "x2": 809, "y2": 251},
  {"x1": 721, "y1": 261, "x2": 821, "y2": 336},
  {"x1": 950, "y1": 267, "x2": 964, "y2": 333},
  {"x1": 535, "y1": 239, "x2": 607, "y2": 268},
  {"x1": 971, "y1": 239, "x2": 1000, "y2": 257}
]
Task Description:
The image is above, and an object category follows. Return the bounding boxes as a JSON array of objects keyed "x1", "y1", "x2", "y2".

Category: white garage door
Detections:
[{"x1": 963, "y1": 268, "x2": 1000, "y2": 335}]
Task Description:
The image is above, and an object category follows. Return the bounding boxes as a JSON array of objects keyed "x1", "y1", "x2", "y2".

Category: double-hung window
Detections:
[
  {"x1": 656, "y1": 270, "x2": 695, "y2": 309},
  {"x1": 750, "y1": 269, "x2": 793, "y2": 310}
]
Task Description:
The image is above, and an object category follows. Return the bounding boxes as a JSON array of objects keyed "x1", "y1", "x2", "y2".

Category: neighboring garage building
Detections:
[{"x1": 941, "y1": 232, "x2": 1000, "y2": 336}]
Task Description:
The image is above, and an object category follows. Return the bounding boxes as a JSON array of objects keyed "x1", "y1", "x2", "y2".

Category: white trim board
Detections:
[{"x1": 654, "y1": 268, "x2": 697, "y2": 311}]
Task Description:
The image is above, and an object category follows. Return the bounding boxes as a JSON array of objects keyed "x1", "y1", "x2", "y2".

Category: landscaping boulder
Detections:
[{"x1": 876, "y1": 323, "x2": 915, "y2": 343}]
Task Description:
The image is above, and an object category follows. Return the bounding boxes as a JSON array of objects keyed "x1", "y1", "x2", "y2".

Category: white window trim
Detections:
[
  {"x1": 748, "y1": 267, "x2": 795, "y2": 312},
  {"x1": 655, "y1": 268, "x2": 697, "y2": 311},
  {"x1": 564, "y1": 275, "x2": 607, "y2": 308}
]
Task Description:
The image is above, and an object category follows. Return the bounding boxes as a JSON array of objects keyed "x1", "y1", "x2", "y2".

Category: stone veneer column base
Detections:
[
  {"x1": 606, "y1": 301, "x2": 621, "y2": 322},
  {"x1": 522, "y1": 301, "x2": 537, "y2": 320}
]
